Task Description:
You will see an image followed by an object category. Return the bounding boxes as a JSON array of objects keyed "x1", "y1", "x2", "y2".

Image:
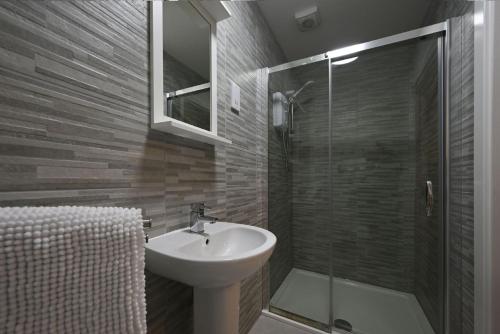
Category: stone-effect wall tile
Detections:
[
  {"x1": 412, "y1": 38, "x2": 442, "y2": 333},
  {"x1": 0, "y1": 1, "x2": 286, "y2": 334},
  {"x1": 424, "y1": 3, "x2": 475, "y2": 333},
  {"x1": 267, "y1": 69, "x2": 296, "y2": 296}
]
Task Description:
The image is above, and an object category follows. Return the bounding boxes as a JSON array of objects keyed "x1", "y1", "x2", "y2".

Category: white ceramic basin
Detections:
[
  {"x1": 145, "y1": 222, "x2": 276, "y2": 334},
  {"x1": 145, "y1": 222, "x2": 276, "y2": 288}
]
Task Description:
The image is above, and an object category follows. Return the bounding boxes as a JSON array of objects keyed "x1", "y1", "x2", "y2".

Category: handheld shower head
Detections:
[{"x1": 289, "y1": 80, "x2": 315, "y2": 101}]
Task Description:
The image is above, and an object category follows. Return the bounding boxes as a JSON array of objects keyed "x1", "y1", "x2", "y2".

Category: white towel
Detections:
[{"x1": 0, "y1": 206, "x2": 147, "y2": 334}]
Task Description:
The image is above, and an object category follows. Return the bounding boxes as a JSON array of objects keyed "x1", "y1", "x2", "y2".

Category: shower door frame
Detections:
[{"x1": 265, "y1": 21, "x2": 450, "y2": 334}]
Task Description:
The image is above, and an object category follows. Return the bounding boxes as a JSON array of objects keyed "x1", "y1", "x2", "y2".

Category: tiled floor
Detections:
[{"x1": 249, "y1": 315, "x2": 316, "y2": 334}]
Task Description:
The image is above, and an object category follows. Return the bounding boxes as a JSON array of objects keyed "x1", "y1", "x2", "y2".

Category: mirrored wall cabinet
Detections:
[{"x1": 150, "y1": 1, "x2": 231, "y2": 145}]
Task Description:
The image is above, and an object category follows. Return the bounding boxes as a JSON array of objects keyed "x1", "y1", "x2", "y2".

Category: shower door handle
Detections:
[{"x1": 426, "y1": 180, "x2": 433, "y2": 217}]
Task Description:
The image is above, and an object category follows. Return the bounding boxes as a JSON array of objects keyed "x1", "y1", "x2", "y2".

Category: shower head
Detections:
[{"x1": 289, "y1": 80, "x2": 314, "y2": 101}]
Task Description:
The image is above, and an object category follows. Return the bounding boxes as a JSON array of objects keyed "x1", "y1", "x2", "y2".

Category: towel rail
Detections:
[
  {"x1": 142, "y1": 219, "x2": 152, "y2": 229},
  {"x1": 141, "y1": 209, "x2": 152, "y2": 243}
]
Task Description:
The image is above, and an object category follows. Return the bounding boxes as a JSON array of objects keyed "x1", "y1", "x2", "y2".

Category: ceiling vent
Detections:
[{"x1": 294, "y1": 6, "x2": 321, "y2": 32}]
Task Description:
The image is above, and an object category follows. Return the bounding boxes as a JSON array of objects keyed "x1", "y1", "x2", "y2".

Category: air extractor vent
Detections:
[{"x1": 294, "y1": 5, "x2": 321, "y2": 32}]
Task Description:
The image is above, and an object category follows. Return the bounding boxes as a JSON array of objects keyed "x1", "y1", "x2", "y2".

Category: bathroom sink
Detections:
[
  {"x1": 145, "y1": 222, "x2": 276, "y2": 287},
  {"x1": 145, "y1": 222, "x2": 276, "y2": 334}
]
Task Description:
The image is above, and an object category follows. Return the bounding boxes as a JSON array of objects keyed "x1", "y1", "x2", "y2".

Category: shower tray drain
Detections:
[{"x1": 333, "y1": 319, "x2": 353, "y2": 332}]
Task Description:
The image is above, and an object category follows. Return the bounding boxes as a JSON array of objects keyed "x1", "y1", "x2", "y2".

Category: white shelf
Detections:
[{"x1": 152, "y1": 117, "x2": 231, "y2": 145}]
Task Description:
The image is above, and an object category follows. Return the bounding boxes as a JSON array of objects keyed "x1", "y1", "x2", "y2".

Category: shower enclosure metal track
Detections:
[{"x1": 268, "y1": 21, "x2": 447, "y2": 73}]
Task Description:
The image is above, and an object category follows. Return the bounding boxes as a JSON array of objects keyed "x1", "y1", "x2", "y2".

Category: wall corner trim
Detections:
[{"x1": 474, "y1": 1, "x2": 498, "y2": 334}]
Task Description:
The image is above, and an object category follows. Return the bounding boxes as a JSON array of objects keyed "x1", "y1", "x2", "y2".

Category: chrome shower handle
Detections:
[{"x1": 426, "y1": 180, "x2": 433, "y2": 217}]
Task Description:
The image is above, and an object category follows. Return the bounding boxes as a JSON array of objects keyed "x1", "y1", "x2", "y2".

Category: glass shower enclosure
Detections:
[{"x1": 267, "y1": 22, "x2": 448, "y2": 334}]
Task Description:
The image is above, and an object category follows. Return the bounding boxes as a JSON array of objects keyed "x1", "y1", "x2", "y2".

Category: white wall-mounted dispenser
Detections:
[{"x1": 273, "y1": 92, "x2": 289, "y2": 130}]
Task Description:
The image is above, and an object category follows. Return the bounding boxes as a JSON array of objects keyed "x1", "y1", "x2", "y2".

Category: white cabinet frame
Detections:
[{"x1": 150, "y1": 1, "x2": 231, "y2": 145}]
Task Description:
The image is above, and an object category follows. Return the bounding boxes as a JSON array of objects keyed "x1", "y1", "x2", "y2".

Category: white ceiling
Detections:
[{"x1": 257, "y1": 0, "x2": 432, "y2": 62}]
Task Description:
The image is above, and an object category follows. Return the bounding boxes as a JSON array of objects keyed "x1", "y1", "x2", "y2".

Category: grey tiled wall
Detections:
[
  {"x1": 267, "y1": 69, "x2": 299, "y2": 297},
  {"x1": 0, "y1": 1, "x2": 286, "y2": 333},
  {"x1": 450, "y1": 11, "x2": 475, "y2": 334},
  {"x1": 412, "y1": 38, "x2": 442, "y2": 333},
  {"x1": 289, "y1": 61, "x2": 331, "y2": 281},
  {"x1": 425, "y1": 2, "x2": 475, "y2": 333}
]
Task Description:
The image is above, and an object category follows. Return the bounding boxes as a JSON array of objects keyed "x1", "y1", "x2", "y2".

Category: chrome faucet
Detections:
[{"x1": 190, "y1": 202, "x2": 218, "y2": 233}]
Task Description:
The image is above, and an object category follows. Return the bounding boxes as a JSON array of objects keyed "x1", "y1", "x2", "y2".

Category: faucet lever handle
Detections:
[{"x1": 191, "y1": 202, "x2": 210, "y2": 214}]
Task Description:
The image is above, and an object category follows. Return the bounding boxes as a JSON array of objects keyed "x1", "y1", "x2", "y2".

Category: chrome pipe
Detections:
[{"x1": 143, "y1": 219, "x2": 152, "y2": 229}]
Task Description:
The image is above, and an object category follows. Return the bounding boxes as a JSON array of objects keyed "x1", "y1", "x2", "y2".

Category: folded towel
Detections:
[{"x1": 0, "y1": 206, "x2": 146, "y2": 334}]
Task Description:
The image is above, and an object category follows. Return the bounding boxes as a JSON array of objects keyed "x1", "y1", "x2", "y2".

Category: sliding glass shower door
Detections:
[
  {"x1": 267, "y1": 25, "x2": 447, "y2": 334},
  {"x1": 268, "y1": 59, "x2": 331, "y2": 332},
  {"x1": 329, "y1": 37, "x2": 444, "y2": 334}
]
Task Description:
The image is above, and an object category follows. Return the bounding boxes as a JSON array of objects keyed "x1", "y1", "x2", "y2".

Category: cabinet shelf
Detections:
[{"x1": 152, "y1": 116, "x2": 231, "y2": 145}]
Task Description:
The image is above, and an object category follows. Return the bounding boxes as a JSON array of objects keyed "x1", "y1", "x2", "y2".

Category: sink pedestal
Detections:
[
  {"x1": 194, "y1": 283, "x2": 240, "y2": 334},
  {"x1": 145, "y1": 222, "x2": 276, "y2": 333}
]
